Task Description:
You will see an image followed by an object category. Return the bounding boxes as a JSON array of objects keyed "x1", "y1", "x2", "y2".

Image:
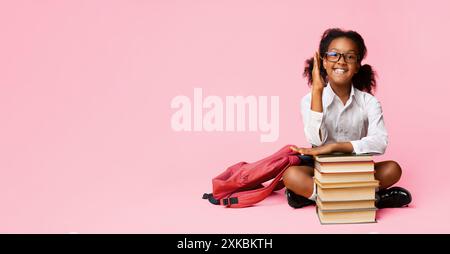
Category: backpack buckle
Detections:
[{"x1": 222, "y1": 197, "x2": 238, "y2": 206}]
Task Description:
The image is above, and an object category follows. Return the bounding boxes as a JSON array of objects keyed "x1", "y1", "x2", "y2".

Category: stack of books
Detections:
[{"x1": 313, "y1": 153, "x2": 379, "y2": 224}]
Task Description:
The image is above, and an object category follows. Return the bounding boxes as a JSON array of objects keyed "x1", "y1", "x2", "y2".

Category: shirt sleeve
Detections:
[
  {"x1": 350, "y1": 96, "x2": 389, "y2": 155},
  {"x1": 301, "y1": 95, "x2": 328, "y2": 147}
]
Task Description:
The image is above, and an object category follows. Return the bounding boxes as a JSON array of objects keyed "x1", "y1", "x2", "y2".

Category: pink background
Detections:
[{"x1": 1, "y1": 0, "x2": 449, "y2": 233}]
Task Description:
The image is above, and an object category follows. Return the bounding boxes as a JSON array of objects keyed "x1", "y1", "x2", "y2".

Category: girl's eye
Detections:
[{"x1": 328, "y1": 52, "x2": 338, "y2": 56}]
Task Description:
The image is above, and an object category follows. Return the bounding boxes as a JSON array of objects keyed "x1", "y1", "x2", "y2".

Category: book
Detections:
[
  {"x1": 314, "y1": 168, "x2": 375, "y2": 183},
  {"x1": 315, "y1": 179, "x2": 379, "y2": 201},
  {"x1": 315, "y1": 179, "x2": 379, "y2": 189},
  {"x1": 317, "y1": 207, "x2": 377, "y2": 224},
  {"x1": 314, "y1": 153, "x2": 374, "y2": 163},
  {"x1": 313, "y1": 153, "x2": 378, "y2": 224},
  {"x1": 314, "y1": 161, "x2": 374, "y2": 173},
  {"x1": 316, "y1": 197, "x2": 375, "y2": 211}
]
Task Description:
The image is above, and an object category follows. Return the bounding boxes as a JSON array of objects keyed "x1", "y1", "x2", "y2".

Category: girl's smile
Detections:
[{"x1": 332, "y1": 67, "x2": 349, "y2": 75}]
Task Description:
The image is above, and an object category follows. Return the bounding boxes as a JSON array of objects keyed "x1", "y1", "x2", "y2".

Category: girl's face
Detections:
[{"x1": 322, "y1": 37, "x2": 360, "y2": 86}]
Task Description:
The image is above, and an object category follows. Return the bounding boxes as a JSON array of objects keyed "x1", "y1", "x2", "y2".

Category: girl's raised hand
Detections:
[{"x1": 312, "y1": 51, "x2": 325, "y2": 90}]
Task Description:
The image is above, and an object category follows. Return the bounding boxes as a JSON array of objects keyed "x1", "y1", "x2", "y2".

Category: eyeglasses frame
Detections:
[{"x1": 323, "y1": 51, "x2": 360, "y2": 64}]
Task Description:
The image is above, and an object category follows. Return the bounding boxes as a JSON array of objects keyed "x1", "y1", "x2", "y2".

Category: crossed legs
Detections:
[{"x1": 282, "y1": 160, "x2": 403, "y2": 198}]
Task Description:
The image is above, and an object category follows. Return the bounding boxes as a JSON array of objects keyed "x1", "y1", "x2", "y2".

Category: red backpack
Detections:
[{"x1": 203, "y1": 144, "x2": 301, "y2": 208}]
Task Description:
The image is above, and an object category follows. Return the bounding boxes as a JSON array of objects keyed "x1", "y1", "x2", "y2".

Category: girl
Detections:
[{"x1": 284, "y1": 28, "x2": 412, "y2": 209}]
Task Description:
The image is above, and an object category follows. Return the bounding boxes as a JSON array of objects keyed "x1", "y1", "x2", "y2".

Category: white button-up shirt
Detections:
[{"x1": 301, "y1": 84, "x2": 388, "y2": 155}]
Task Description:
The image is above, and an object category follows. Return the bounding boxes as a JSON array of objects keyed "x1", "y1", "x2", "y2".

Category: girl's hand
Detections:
[
  {"x1": 312, "y1": 51, "x2": 326, "y2": 91},
  {"x1": 290, "y1": 144, "x2": 335, "y2": 156}
]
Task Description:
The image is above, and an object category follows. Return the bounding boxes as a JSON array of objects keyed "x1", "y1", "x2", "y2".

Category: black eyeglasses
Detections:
[{"x1": 324, "y1": 52, "x2": 359, "y2": 63}]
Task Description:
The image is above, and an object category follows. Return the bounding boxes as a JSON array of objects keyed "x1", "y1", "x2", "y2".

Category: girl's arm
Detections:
[
  {"x1": 311, "y1": 85, "x2": 324, "y2": 140},
  {"x1": 303, "y1": 51, "x2": 327, "y2": 143},
  {"x1": 349, "y1": 96, "x2": 388, "y2": 154},
  {"x1": 291, "y1": 142, "x2": 354, "y2": 156}
]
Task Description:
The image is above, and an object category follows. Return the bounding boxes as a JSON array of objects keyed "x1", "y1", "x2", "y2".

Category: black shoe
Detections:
[
  {"x1": 285, "y1": 189, "x2": 315, "y2": 208},
  {"x1": 375, "y1": 186, "x2": 412, "y2": 209}
]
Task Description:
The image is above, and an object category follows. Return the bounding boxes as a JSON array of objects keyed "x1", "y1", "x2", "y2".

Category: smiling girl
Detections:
[{"x1": 284, "y1": 28, "x2": 412, "y2": 209}]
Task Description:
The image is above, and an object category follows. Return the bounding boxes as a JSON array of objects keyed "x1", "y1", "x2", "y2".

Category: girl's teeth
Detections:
[{"x1": 334, "y1": 69, "x2": 346, "y2": 74}]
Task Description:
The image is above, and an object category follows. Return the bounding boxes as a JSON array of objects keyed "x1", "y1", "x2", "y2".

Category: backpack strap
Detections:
[
  {"x1": 203, "y1": 193, "x2": 240, "y2": 206},
  {"x1": 222, "y1": 163, "x2": 289, "y2": 208}
]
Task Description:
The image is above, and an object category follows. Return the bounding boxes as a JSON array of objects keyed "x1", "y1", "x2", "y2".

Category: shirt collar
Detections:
[{"x1": 323, "y1": 83, "x2": 358, "y2": 108}]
